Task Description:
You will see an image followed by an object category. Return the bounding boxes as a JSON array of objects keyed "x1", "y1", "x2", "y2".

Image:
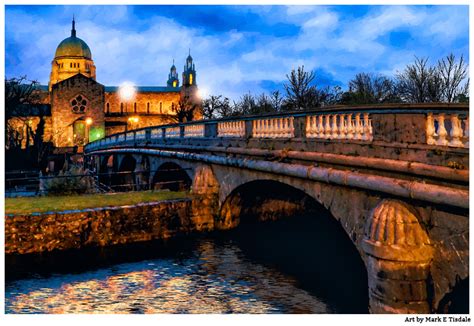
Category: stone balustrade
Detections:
[
  {"x1": 151, "y1": 129, "x2": 162, "y2": 139},
  {"x1": 426, "y1": 113, "x2": 469, "y2": 148},
  {"x1": 165, "y1": 126, "x2": 181, "y2": 138},
  {"x1": 218, "y1": 121, "x2": 245, "y2": 137},
  {"x1": 85, "y1": 105, "x2": 468, "y2": 153},
  {"x1": 252, "y1": 117, "x2": 294, "y2": 138},
  {"x1": 184, "y1": 125, "x2": 205, "y2": 138},
  {"x1": 125, "y1": 132, "x2": 134, "y2": 141},
  {"x1": 306, "y1": 113, "x2": 373, "y2": 141},
  {"x1": 135, "y1": 130, "x2": 146, "y2": 140}
]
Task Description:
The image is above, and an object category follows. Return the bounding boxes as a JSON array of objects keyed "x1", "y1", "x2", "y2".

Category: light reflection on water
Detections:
[{"x1": 5, "y1": 239, "x2": 331, "y2": 314}]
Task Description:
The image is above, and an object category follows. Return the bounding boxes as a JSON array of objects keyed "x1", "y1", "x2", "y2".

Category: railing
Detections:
[
  {"x1": 306, "y1": 113, "x2": 373, "y2": 141},
  {"x1": 252, "y1": 117, "x2": 294, "y2": 138},
  {"x1": 218, "y1": 121, "x2": 245, "y2": 137},
  {"x1": 84, "y1": 104, "x2": 469, "y2": 153},
  {"x1": 426, "y1": 113, "x2": 469, "y2": 148},
  {"x1": 165, "y1": 126, "x2": 180, "y2": 138},
  {"x1": 184, "y1": 124, "x2": 204, "y2": 137}
]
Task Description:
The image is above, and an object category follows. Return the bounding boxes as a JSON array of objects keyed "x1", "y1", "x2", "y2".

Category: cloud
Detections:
[{"x1": 5, "y1": 5, "x2": 469, "y2": 102}]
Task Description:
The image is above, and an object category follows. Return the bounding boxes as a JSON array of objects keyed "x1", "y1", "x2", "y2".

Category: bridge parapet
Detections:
[{"x1": 85, "y1": 104, "x2": 469, "y2": 156}]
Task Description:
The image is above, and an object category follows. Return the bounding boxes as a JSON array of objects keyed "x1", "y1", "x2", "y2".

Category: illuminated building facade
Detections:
[{"x1": 12, "y1": 18, "x2": 201, "y2": 149}]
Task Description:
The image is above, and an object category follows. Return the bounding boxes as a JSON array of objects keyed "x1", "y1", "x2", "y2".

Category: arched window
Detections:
[
  {"x1": 120, "y1": 103, "x2": 124, "y2": 114},
  {"x1": 70, "y1": 63, "x2": 72, "y2": 68},
  {"x1": 160, "y1": 102, "x2": 163, "y2": 114},
  {"x1": 147, "y1": 102, "x2": 150, "y2": 114},
  {"x1": 78, "y1": 63, "x2": 80, "y2": 68},
  {"x1": 189, "y1": 73, "x2": 193, "y2": 85},
  {"x1": 106, "y1": 103, "x2": 110, "y2": 114},
  {"x1": 134, "y1": 102, "x2": 137, "y2": 113}
]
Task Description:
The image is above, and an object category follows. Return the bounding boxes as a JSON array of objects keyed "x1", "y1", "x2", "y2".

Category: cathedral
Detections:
[{"x1": 9, "y1": 18, "x2": 201, "y2": 150}]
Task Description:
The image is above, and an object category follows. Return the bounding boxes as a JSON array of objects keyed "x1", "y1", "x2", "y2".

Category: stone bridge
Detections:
[{"x1": 84, "y1": 103, "x2": 469, "y2": 314}]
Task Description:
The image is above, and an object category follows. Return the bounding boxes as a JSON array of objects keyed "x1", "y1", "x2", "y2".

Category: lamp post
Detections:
[{"x1": 85, "y1": 117, "x2": 93, "y2": 144}]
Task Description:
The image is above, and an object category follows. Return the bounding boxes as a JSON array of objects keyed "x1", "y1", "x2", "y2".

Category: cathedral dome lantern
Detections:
[{"x1": 49, "y1": 17, "x2": 96, "y2": 91}]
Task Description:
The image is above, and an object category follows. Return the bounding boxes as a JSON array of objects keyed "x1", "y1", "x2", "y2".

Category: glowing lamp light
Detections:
[
  {"x1": 85, "y1": 117, "x2": 93, "y2": 125},
  {"x1": 119, "y1": 82, "x2": 137, "y2": 101},
  {"x1": 128, "y1": 116, "x2": 139, "y2": 123},
  {"x1": 197, "y1": 87, "x2": 209, "y2": 99}
]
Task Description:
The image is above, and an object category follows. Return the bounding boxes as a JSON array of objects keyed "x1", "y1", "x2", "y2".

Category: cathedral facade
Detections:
[{"x1": 11, "y1": 19, "x2": 201, "y2": 150}]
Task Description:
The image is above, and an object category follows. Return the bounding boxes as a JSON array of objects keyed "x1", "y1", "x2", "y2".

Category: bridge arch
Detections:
[
  {"x1": 152, "y1": 162, "x2": 191, "y2": 191},
  {"x1": 135, "y1": 155, "x2": 150, "y2": 190},
  {"x1": 217, "y1": 179, "x2": 369, "y2": 313},
  {"x1": 117, "y1": 154, "x2": 137, "y2": 191}
]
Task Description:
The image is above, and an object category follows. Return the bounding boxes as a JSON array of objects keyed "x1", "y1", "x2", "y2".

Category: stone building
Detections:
[{"x1": 9, "y1": 18, "x2": 202, "y2": 150}]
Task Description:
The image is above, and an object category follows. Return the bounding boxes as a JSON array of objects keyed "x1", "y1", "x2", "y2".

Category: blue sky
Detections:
[{"x1": 5, "y1": 5, "x2": 469, "y2": 100}]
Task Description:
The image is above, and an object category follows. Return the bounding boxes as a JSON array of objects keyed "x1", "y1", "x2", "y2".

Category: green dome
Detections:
[{"x1": 55, "y1": 35, "x2": 92, "y2": 59}]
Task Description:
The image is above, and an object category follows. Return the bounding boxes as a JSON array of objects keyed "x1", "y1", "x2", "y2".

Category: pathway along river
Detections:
[{"x1": 6, "y1": 213, "x2": 369, "y2": 314}]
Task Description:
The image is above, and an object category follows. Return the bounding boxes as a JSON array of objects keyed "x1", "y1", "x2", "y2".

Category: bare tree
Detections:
[
  {"x1": 270, "y1": 90, "x2": 284, "y2": 112},
  {"x1": 203, "y1": 95, "x2": 223, "y2": 119},
  {"x1": 396, "y1": 56, "x2": 441, "y2": 103},
  {"x1": 437, "y1": 53, "x2": 469, "y2": 103},
  {"x1": 171, "y1": 95, "x2": 197, "y2": 123},
  {"x1": 341, "y1": 73, "x2": 398, "y2": 104},
  {"x1": 284, "y1": 65, "x2": 317, "y2": 110}
]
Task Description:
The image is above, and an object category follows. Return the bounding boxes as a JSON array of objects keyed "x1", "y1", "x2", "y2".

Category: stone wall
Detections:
[
  {"x1": 51, "y1": 74, "x2": 105, "y2": 147},
  {"x1": 5, "y1": 197, "x2": 215, "y2": 255},
  {"x1": 105, "y1": 91, "x2": 180, "y2": 115}
]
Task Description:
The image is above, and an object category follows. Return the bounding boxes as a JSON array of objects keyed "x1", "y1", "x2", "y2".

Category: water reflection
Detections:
[{"x1": 6, "y1": 239, "x2": 330, "y2": 314}]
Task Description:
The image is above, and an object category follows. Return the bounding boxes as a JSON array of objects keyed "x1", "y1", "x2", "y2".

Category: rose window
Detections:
[{"x1": 71, "y1": 95, "x2": 88, "y2": 113}]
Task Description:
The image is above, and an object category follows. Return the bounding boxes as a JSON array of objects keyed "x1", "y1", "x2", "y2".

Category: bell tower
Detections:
[
  {"x1": 182, "y1": 49, "x2": 196, "y2": 87},
  {"x1": 167, "y1": 59, "x2": 180, "y2": 88}
]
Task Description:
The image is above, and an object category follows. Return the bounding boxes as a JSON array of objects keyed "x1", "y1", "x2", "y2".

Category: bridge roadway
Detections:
[{"x1": 85, "y1": 104, "x2": 469, "y2": 314}]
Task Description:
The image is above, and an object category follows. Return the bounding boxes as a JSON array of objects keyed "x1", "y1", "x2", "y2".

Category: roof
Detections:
[
  {"x1": 104, "y1": 86, "x2": 181, "y2": 93},
  {"x1": 55, "y1": 35, "x2": 92, "y2": 59}
]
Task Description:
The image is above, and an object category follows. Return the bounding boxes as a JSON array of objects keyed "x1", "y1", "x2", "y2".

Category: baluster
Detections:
[
  {"x1": 436, "y1": 114, "x2": 448, "y2": 146},
  {"x1": 425, "y1": 113, "x2": 436, "y2": 145},
  {"x1": 346, "y1": 114, "x2": 354, "y2": 140},
  {"x1": 362, "y1": 113, "x2": 371, "y2": 141},
  {"x1": 331, "y1": 114, "x2": 339, "y2": 139},
  {"x1": 339, "y1": 114, "x2": 349, "y2": 139},
  {"x1": 338, "y1": 114, "x2": 345, "y2": 139},
  {"x1": 310, "y1": 116, "x2": 316, "y2": 138},
  {"x1": 306, "y1": 116, "x2": 312, "y2": 138},
  {"x1": 354, "y1": 114, "x2": 361, "y2": 140},
  {"x1": 463, "y1": 116, "x2": 469, "y2": 148},
  {"x1": 315, "y1": 115, "x2": 322, "y2": 138},
  {"x1": 449, "y1": 114, "x2": 463, "y2": 147},
  {"x1": 324, "y1": 115, "x2": 331, "y2": 139}
]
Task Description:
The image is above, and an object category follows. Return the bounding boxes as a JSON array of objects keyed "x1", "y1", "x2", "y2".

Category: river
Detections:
[{"x1": 5, "y1": 214, "x2": 369, "y2": 314}]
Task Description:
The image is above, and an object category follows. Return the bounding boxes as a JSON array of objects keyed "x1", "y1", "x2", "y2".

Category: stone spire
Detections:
[{"x1": 71, "y1": 15, "x2": 76, "y2": 37}]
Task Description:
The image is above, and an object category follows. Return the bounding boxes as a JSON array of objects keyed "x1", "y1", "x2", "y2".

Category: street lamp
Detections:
[{"x1": 85, "y1": 117, "x2": 93, "y2": 144}]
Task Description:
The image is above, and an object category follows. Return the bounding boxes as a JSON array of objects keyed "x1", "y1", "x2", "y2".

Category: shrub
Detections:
[{"x1": 42, "y1": 165, "x2": 95, "y2": 195}]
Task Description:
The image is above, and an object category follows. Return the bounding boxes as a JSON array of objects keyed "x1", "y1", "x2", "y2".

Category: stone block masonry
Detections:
[{"x1": 5, "y1": 197, "x2": 216, "y2": 255}]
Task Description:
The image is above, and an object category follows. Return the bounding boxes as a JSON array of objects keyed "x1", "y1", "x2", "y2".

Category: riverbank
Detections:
[
  {"x1": 5, "y1": 190, "x2": 189, "y2": 215},
  {"x1": 5, "y1": 192, "x2": 217, "y2": 255}
]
